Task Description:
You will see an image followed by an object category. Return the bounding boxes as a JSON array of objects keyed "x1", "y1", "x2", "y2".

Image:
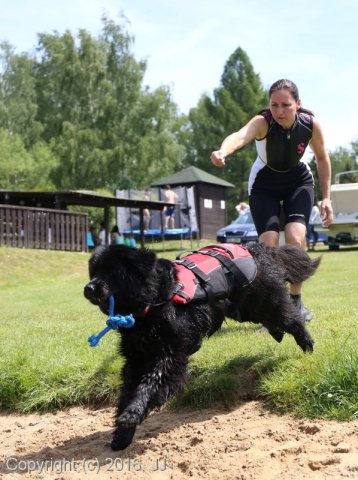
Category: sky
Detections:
[{"x1": 1, "y1": 0, "x2": 358, "y2": 152}]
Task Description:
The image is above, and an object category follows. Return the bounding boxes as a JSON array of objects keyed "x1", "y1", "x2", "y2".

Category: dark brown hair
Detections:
[
  {"x1": 269, "y1": 79, "x2": 300, "y2": 100},
  {"x1": 268, "y1": 79, "x2": 314, "y2": 115}
]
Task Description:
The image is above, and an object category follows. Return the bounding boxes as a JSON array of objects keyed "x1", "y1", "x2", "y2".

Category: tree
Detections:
[
  {"x1": 0, "y1": 42, "x2": 43, "y2": 148},
  {"x1": 33, "y1": 16, "x2": 146, "y2": 188},
  {"x1": 117, "y1": 86, "x2": 186, "y2": 189},
  {"x1": 31, "y1": 15, "x2": 185, "y2": 190},
  {"x1": 184, "y1": 47, "x2": 267, "y2": 217},
  {"x1": 330, "y1": 145, "x2": 358, "y2": 183},
  {"x1": 308, "y1": 141, "x2": 358, "y2": 199},
  {"x1": 0, "y1": 129, "x2": 56, "y2": 189},
  {"x1": 350, "y1": 138, "x2": 358, "y2": 158}
]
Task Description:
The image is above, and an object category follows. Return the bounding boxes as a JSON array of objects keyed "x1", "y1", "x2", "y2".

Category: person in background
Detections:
[
  {"x1": 98, "y1": 222, "x2": 107, "y2": 246},
  {"x1": 235, "y1": 201, "x2": 250, "y2": 216},
  {"x1": 87, "y1": 225, "x2": 98, "y2": 251},
  {"x1": 143, "y1": 190, "x2": 151, "y2": 231},
  {"x1": 123, "y1": 233, "x2": 137, "y2": 248},
  {"x1": 163, "y1": 185, "x2": 178, "y2": 229},
  {"x1": 306, "y1": 203, "x2": 321, "y2": 251},
  {"x1": 211, "y1": 79, "x2": 333, "y2": 322},
  {"x1": 128, "y1": 234, "x2": 137, "y2": 248},
  {"x1": 111, "y1": 225, "x2": 124, "y2": 245}
]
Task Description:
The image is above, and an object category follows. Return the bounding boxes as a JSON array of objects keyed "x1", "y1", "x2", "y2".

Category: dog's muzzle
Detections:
[{"x1": 84, "y1": 280, "x2": 110, "y2": 306}]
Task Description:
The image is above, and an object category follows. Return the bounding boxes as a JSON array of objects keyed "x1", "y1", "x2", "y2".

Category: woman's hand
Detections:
[
  {"x1": 320, "y1": 198, "x2": 333, "y2": 227},
  {"x1": 211, "y1": 150, "x2": 226, "y2": 167}
]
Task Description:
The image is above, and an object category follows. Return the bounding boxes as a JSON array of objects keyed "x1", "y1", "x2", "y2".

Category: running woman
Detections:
[{"x1": 211, "y1": 79, "x2": 333, "y2": 321}]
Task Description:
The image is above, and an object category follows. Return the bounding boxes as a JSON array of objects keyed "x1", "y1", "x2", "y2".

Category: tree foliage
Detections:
[
  {"x1": 0, "y1": 15, "x2": 184, "y2": 191},
  {"x1": 0, "y1": 18, "x2": 357, "y2": 207},
  {"x1": 184, "y1": 47, "x2": 267, "y2": 216},
  {"x1": 308, "y1": 141, "x2": 358, "y2": 199},
  {"x1": 0, "y1": 129, "x2": 56, "y2": 189},
  {"x1": 0, "y1": 42, "x2": 43, "y2": 148}
]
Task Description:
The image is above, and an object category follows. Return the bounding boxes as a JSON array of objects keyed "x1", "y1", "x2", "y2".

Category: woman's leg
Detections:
[
  {"x1": 284, "y1": 221, "x2": 307, "y2": 294},
  {"x1": 250, "y1": 190, "x2": 281, "y2": 242},
  {"x1": 250, "y1": 191, "x2": 281, "y2": 332},
  {"x1": 259, "y1": 230, "x2": 280, "y2": 246},
  {"x1": 283, "y1": 186, "x2": 314, "y2": 320}
]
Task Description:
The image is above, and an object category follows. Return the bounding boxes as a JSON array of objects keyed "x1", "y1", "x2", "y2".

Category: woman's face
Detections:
[{"x1": 269, "y1": 89, "x2": 301, "y2": 129}]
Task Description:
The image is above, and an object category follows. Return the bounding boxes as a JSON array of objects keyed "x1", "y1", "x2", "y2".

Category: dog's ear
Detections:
[
  {"x1": 133, "y1": 248, "x2": 157, "y2": 279},
  {"x1": 88, "y1": 245, "x2": 158, "y2": 280},
  {"x1": 88, "y1": 246, "x2": 106, "y2": 277}
]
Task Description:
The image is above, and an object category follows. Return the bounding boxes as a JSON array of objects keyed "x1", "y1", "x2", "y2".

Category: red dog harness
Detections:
[{"x1": 171, "y1": 244, "x2": 257, "y2": 305}]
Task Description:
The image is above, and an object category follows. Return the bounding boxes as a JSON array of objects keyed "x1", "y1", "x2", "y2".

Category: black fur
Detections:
[{"x1": 84, "y1": 243, "x2": 320, "y2": 450}]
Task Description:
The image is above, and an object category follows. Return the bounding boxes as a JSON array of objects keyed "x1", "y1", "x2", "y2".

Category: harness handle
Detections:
[{"x1": 175, "y1": 244, "x2": 240, "y2": 261}]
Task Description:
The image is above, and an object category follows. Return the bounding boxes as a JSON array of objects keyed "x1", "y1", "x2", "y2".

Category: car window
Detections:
[{"x1": 232, "y1": 213, "x2": 254, "y2": 225}]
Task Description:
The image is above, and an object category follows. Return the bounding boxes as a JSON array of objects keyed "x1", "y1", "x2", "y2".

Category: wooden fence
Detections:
[{"x1": 0, "y1": 204, "x2": 88, "y2": 252}]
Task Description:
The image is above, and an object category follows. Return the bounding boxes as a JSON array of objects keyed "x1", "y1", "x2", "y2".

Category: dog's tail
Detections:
[{"x1": 270, "y1": 244, "x2": 321, "y2": 284}]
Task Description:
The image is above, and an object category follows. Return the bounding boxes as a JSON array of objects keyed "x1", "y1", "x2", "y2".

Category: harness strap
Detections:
[
  {"x1": 199, "y1": 250, "x2": 252, "y2": 287},
  {"x1": 172, "y1": 289, "x2": 191, "y2": 302},
  {"x1": 175, "y1": 258, "x2": 210, "y2": 282},
  {"x1": 174, "y1": 258, "x2": 215, "y2": 304}
]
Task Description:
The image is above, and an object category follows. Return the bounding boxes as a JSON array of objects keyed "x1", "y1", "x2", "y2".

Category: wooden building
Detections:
[
  {"x1": 0, "y1": 190, "x2": 174, "y2": 251},
  {"x1": 151, "y1": 166, "x2": 234, "y2": 239}
]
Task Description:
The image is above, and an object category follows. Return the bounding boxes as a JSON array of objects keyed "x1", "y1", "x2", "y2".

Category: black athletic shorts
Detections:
[{"x1": 249, "y1": 164, "x2": 314, "y2": 235}]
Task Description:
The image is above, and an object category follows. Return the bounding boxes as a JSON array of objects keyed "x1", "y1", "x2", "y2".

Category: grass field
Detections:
[{"x1": 0, "y1": 242, "x2": 357, "y2": 420}]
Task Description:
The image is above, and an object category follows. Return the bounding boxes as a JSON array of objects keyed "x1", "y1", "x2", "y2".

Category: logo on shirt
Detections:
[{"x1": 297, "y1": 143, "x2": 305, "y2": 155}]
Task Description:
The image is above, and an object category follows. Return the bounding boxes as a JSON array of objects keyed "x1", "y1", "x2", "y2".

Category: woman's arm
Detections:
[
  {"x1": 211, "y1": 115, "x2": 267, "y2": 167},
  {"x1": 310, "y1": 118, "x2": 334, "y2": 227}
]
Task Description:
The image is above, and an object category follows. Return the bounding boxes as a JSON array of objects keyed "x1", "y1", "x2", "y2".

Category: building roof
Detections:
[
  {"x1": 0, "y1": 190, "x2": 173, "y2": 211},
  {"x1": 150, "y1": 166, "x2": 235, "y2": 188}
]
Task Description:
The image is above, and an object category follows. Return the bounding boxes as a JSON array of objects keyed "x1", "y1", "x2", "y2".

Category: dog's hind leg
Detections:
[
  {"x1": 245, "y1": 270, "x2": 315, "y2": 352},
  {"x1": 274, "y1": 298, "x2": 315, "y2": 353},
  {"x1": 284, "y1": 318, "x2": 314, "y2": 352}
]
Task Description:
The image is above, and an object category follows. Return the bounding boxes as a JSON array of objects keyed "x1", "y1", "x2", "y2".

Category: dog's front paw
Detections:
[
  {"x1": 116, "y1": 410, "x2": 142, "y2": 428},
  {"x1": 111, "y1": 426, "x2": 136, "y2": 451}
]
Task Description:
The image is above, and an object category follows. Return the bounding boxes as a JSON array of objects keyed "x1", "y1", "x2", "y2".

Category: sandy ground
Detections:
[{"x1": 0, "y1": 402, "x2": 357, "y2": 480}]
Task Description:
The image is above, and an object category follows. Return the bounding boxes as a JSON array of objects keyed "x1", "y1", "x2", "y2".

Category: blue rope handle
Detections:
[{"x1": 88, "y1": 295, "x2": 135, "y2": 347}]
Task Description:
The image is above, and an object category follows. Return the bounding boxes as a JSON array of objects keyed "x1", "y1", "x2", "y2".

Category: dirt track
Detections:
[{"x1": 1, "y1": 401, "x2": 357, "y2": 479}]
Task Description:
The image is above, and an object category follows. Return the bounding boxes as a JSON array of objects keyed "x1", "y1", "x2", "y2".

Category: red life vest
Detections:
[{"x1": 171, "y1": 243, "x2": 257, "y2": 305}]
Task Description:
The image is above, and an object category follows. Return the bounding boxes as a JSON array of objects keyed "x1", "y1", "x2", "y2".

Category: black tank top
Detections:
[{"x1": 259, "y1": 109, "x2": 313, "y2": 172}]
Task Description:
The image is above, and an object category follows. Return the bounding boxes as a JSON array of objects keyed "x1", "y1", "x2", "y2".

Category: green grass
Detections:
[
  {"x1": 258, "y1": 247, "x2": 358, "y2": 420},
  {"x1": 0, "y1": 244, "x2": 357, "y2": 420}
]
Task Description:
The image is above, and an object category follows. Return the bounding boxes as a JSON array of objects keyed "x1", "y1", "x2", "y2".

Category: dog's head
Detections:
[{"x1": 84, "y1": 245, "x2": 159, "y2": 315}]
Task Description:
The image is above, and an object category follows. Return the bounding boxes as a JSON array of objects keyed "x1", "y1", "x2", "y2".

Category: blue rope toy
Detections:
[{"x1": 88, "y1": 295, "x2": 135, "y2": 347}]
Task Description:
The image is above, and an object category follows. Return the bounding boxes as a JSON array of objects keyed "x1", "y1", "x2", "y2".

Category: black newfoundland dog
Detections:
[{"x1": 84, "y1": 242, "x2": 319, "y2": 451}]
